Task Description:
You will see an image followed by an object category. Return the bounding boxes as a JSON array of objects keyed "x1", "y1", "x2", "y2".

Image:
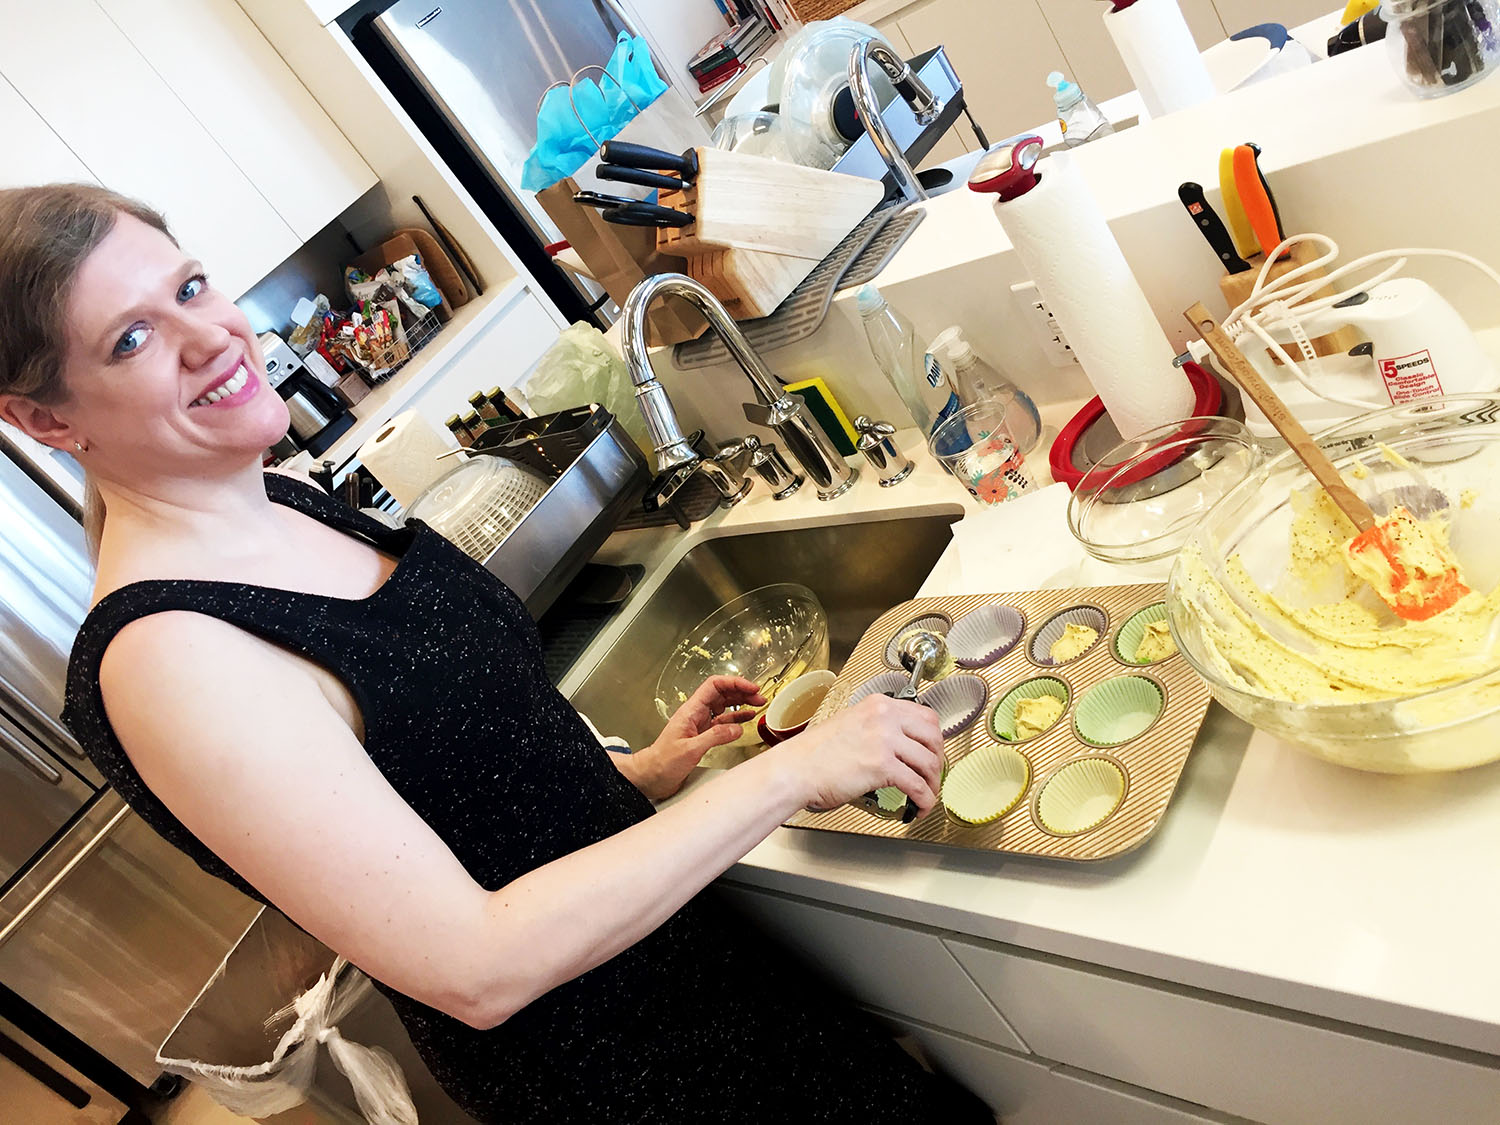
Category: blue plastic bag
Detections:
[{"x1": 521, "y1": 33, "x2": 668, "y2": 191}]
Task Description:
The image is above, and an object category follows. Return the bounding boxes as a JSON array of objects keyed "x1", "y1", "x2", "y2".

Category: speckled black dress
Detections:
[{"x1": 63, "y1": 474, "x2": 989, "y2": 1125}]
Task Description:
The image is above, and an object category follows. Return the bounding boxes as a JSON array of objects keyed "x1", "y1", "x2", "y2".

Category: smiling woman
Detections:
[{"x1": 0, "y1": 183, "x2": 987, "y2": 1124}]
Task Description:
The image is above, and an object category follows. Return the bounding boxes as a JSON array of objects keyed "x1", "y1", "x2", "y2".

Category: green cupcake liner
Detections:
[
  {"x1": 876, "y1": 786, "x2": 907, "y2": 813},
  {"x1": 944, "y1": 746, "x2": 1031, "y2": 825},
  {"x1": 990, "y1": 677, "x2": 1070, "y2": 742},
  {"x1": 1073, "y1": 677, "x2": 1164, "y2": 747},
  {"x1": 1036, "y1": 757, "x2": 1127, "y2": 836},
  {"x1": 1113, "y1": 603, "x2": 1176, "y2": 665}
]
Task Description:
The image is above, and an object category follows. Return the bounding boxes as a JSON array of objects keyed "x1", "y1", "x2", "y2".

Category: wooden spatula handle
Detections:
[{"x1": 1184, "y1": 302, "x2": 1376, "y2": 533}]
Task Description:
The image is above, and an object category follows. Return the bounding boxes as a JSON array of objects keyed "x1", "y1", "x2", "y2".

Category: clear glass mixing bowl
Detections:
[
  {"x1": 1167, "y1": 395, "x2": 1500, "y2": 773},
  {"x1": 654, "y1": 583, "x2": 830, "y2": 724}
]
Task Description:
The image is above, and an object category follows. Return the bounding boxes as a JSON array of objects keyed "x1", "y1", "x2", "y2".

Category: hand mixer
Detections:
[{"x1": 1180, "y1": 234, "x2": 1500, "y2": 436}]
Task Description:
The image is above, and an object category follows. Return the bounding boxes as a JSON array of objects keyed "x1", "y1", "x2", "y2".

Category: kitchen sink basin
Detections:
[{"x1": 567, "y1": 515, "x2": 958, "y2": 749}]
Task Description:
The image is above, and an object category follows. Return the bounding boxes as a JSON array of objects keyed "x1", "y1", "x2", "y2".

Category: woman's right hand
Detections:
[{"x1": 772, "y1": 694, "x2": 945, "y2": 817}]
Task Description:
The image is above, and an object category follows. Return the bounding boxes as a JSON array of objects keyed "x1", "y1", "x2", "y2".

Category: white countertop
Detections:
[{"x1": 570, "y1": 416, "x2": 1500, "y2": 1061}]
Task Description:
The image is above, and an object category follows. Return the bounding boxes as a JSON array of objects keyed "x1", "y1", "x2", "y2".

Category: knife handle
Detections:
[
  {"x1": 596, "y1": 164, "x2": 688, "y2": 192},
  {"x1": 602, "y1": 202, "x2": 693, "y2": 228},
  {"x1": 1178, "y1": 182, "x2": 1252, "y2": 274},
  {"x1": 1245, "y1": 142, "x2": 1285, "y2": 245},
  {"x1": 1233, "y1": 145, "x2": 1285, "y2": 259},
  {"x1": 1218, "y1": 147, "x2": 1257, "y2": 259},
  {"x1": 600, "y1": 140, "x2": 698, "y2": 182}
]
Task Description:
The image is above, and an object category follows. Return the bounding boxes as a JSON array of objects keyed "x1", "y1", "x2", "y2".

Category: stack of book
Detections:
[{"x1": 690, "y1": 15, "x2": 775, "y2": 94}]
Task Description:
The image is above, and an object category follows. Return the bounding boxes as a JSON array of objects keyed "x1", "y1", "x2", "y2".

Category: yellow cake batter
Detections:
[
  {"x1": 1134, "y1": 620, "x2": 1176, "y2": 663},
  {"x1": 1014, "y1": 695, "x2": 1065, "y2": 740},
  {"x1": 1176, "y1": 487, "x2": 1500, "y2": 704},
  {"x1": 1049, "y1": 622, "x2": 1098, "y2": 663}
]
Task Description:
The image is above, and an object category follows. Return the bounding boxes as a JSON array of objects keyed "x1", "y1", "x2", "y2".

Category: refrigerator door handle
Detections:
[
  {"x1": 0, "y1": 796, "x2": 131, "y2": 949},
  {"x1": 0, "y1": 676, "x2": 87, "y2": 762},
  {"x1": 0, "y1": 721, "x2": 63, "y2": 784}
]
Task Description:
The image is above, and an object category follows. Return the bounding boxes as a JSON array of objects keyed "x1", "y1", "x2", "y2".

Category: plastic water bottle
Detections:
[
  {"x1": 1048, "y1": 71, "x2": 1114, "y2": 148},
  {"x1": 929, "y1": 326, "x2": 1043, "y2": 455},
  {"x1": 856, "y1": 285, "x2": 963, "y2": 443}
]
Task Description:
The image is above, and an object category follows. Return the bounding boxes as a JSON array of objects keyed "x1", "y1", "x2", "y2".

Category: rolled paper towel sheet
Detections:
[
  {"x1": 358, "y1": 410, "x2": 453, "y2": 509},
  {"x1": 990, "y1": 149, "x2": 1193, "y2": 440},
  {"x1": 1104, "y1": 0, "x2": 1216, "y2": 118}
]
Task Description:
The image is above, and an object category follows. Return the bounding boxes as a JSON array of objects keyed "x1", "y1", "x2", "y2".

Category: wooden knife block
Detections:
[
  {"x1": 1218, "y1": 239, "x2": 1361, "y2": 361},
  {"x1": 654, "y1": 148, "x2": 885, "y2": 319}
]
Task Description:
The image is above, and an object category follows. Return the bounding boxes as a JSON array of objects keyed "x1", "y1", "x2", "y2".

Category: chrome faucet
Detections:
[
  {"x1": 621, "y1": 274, "x2": 859, "y2": 501},
  {"x1": 847, "y1": 40, "x2": 945, "y2": 205}
]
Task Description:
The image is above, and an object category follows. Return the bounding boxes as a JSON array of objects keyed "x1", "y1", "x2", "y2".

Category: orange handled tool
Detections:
[{"x1": 1232, "y1": 144, "x2": 1285, "y2": 259}]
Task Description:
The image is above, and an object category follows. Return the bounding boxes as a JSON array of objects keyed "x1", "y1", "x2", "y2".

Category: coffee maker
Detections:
[{"x1": 258, "y1": 332, "x2": 355, "y2": 457}]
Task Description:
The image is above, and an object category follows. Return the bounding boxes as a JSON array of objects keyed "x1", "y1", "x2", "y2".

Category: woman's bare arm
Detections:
[{"x1": 99, "y1": 612, "x2": 942, "y2": 1029}]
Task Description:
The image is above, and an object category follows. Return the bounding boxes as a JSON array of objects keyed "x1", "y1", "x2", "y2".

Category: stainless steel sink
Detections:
[{"x1": 567, "y1": 515, "x2": 959, "y2": 749}]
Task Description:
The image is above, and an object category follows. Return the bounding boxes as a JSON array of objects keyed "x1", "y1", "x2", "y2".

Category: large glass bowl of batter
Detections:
[{"x1": 1167, "y1": 395, "x2": 1500, "y2": 772}]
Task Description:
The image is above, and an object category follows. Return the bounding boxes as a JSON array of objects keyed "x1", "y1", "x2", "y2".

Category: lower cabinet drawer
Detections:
[
  {"x1": 881, "y1": 1015, "x2": 1234, "y2": 1125},
  {"x1": 715, "y1": 885, "x2": 1027, "y2": 1052},
  {"x1": 946, "y1": 937, "x2": 1500, "y2": 1125}
]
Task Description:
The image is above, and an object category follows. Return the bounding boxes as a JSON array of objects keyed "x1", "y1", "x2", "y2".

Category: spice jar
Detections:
[{"x1": 1384, "y1": 0, "x2": 1500, "y2": 97}]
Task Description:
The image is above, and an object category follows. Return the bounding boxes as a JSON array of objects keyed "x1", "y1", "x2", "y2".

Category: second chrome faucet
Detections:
[{"x1": 619, "y1": 273, "x2": 859, "y2": 503}]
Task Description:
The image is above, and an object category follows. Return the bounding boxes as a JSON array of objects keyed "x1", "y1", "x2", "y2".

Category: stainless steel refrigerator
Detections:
[
  {"x1": 0, "y1": 436, "x2": 258, "y2": 1117},
  {"x1": 350, "y1": 0, "x2": 710, "y2": 322}
]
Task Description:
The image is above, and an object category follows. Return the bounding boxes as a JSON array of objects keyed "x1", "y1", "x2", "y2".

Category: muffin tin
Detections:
[{"x1": 791, "y1": 584, "x2": 1213, "y2": 862}]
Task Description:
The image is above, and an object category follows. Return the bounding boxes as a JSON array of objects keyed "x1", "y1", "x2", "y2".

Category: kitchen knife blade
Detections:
[
  {"x1": 1233, "y1": 144, "x2": 1285, "y2": 259},
  {"x1": 599, "y1": 140, "x2": 699, "y2": 183},
  {"x1": 601, "y1": 202, "x2": 693, "y2": 228},
  {"x1": 1178, "y1": 182, "x2": 1252, "y2": 274},
  {"x1": 1217, "y1": 147, "x2": 1257, "y2": 259},
  {"x1": 596, "y1": 164, "x2": 689, "y2": 192}
]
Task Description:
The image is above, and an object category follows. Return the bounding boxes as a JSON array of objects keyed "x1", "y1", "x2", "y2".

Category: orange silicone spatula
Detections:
[{"x1": 1185, "y1": 302, "x2": 1470, "y2": 621}]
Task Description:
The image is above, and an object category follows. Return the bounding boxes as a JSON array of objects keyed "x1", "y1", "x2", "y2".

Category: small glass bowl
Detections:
[{"x1": 1067, "y1": 416, "x2": 1262, "y2": 567}]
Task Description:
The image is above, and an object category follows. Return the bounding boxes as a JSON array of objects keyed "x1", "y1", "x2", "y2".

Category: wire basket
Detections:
[{"x1": 364, "y1": 312, "x2": 443, "y2": 384}]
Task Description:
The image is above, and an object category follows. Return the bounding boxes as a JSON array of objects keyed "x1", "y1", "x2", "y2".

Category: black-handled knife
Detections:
[
  {"x1": 572, "y1": 189, "x2": 642, "y2": 210},
  {"x1": 1245, "y1": 142, "x2": 1285, "y2": 246},
  {"x1": 600, "y1": 140, "x2": 698, "y2": 183},
  {"x1": 601, "y1": 202, "x2": 693, "y2": 228},
  {"x1": 596, "y1": 164, "x2": 689, "y2": 192},
  {"x1": 1178, "y1": 182, "x2": 1252, "y2": 274}
]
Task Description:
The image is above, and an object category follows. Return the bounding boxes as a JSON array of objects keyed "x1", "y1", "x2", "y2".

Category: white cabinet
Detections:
[
  {"x1": 0, "y1": 76, "x2": 97, "y2": 189},
  {"x1": 96, "y1": 0, "x2": 376, "y2": 242},
  {"x1": 946, "y1": 936, "x2": 1500, "y2": 1125},
  {"x1": 714, "y1": 885, "x2": 1029, "y2": 1052},
  {"x1": 0, "y1": 0, "x2": 299, "y2": 297},
  {"x1": 881, "y1": 1016, "x2": 1229, "y2": 1125}
]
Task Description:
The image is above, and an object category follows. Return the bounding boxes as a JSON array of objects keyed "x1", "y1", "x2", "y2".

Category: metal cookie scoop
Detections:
[{"x1": 853, "y1": 630, "x2": 947, "y2": 823}]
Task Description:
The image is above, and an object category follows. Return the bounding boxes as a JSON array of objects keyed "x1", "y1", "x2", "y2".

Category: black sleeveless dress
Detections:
[{"x1": 62, "y1": 474, "x2": 989, "y2": 1124}]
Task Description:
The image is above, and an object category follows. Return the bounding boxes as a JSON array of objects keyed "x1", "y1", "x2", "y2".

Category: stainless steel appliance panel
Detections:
[
  {"x1": 0, "y1": 712, "x2": 93, "y2": 887},
  {"x1": 375, "y1": 0, "x2": 631, "y2": 235},
  {"x1": 0, "y1": 793, "x2": 258, "y2": 1086}
]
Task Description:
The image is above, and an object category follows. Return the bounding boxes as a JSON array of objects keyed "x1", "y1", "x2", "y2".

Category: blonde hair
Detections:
[{"x1": 0, "y1": 185, "x2": 175, "y2": 560}]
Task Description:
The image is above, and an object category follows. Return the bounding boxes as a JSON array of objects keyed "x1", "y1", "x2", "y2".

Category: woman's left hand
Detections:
[{"x1": 621, "y1": 675, "x2": 766, "y2": 801}]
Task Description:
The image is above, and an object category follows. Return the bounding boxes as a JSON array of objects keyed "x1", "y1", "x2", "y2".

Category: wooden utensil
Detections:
[{"x1": 1185, "y1": 302, "x2": 1471, "y2": 621}]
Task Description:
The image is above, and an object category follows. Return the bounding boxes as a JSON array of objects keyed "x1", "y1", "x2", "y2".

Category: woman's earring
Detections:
[{"x1": 73, "y1": 439, "x2": 88, "y2": 454}]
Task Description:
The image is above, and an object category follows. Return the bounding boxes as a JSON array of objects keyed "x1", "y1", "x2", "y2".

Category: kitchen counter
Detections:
[{"x1": 567, "y1": 416, "x2": 1500, "y2": 1066}]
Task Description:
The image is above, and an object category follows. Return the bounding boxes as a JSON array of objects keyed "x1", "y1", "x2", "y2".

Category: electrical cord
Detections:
[{"x1": 1193, "y1": 233, "x2": 1500, "y2": 411}]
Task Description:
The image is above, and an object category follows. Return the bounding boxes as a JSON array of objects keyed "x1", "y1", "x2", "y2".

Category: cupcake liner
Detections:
[
  {"x1": 1036, "y1": 757, "x2": 1127, "y2": 836},
  {"x1": 916, "y1": 674, "x2": 989, "y2": 738},
  {"x1": 884, "y1": 614, "x2": 953, "y2": 668},
  {"x1": 990, "y1": 677, "x2": 1070, "y2": 742},
  {"x1": 1113, "y1": 603, "x2": 1177, "y2": 665},
  {"x1": 876, "y1": 786, "x2": 908, "y2": 813},
  {"x1": 846, "y1": 671, "x2": 911, "y2": 707},
  {"x1": 947, "y1": 605, "x2": 1026, "y2": 667},
  {"x1": 1029, "y1": 606, "x2": 1108, "y2": 666},
  {"x1": 1073, "y1": 677, "x2": 1165, "y2": 747},
  {"x1": 944, "y1": 745, "x2": 1031, "y2": 825}
]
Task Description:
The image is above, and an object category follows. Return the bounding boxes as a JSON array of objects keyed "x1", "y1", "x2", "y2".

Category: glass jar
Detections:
[{"x1": 1383, "y1": 0, "x2": 1500, "y2": 98}]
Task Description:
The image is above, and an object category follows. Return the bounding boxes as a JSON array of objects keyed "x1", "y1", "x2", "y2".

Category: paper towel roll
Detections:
[
  {"x1": 1104, "y1": 0, "x2": 1216, "y2": 118},
  {"x1": 358, "y1": 411, "x2": 453, "y2": 509},
  {"x1": 991, "y1": 149, "x2": 1193, "y2": 441}
]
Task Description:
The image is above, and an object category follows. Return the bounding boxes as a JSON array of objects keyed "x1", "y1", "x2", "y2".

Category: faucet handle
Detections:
[{"x1": 854, "y1": 415, "x2": 915, "y2": 488}]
